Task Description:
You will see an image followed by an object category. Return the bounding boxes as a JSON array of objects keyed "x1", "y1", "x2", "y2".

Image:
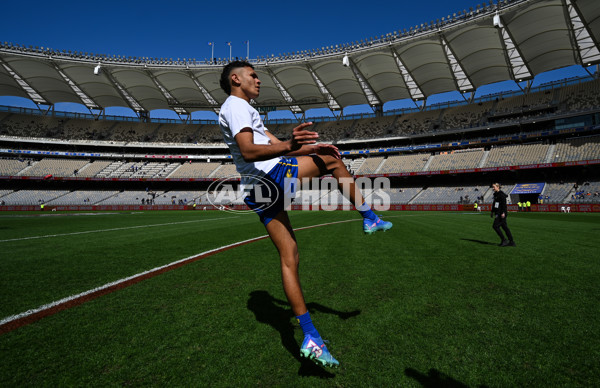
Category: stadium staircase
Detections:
[
  {"x1": 0, "y1": 190, "x2": 13, "y2": 200},
  {"x1": 540, "y1": 184, "x2": 548, "y2": 198},
  {"x1": 478, "y1": 150, "x2": 490, "y2": 168},
  {"x1": 483, "y1": 185, "x2": 518, "y2": 203},
  {"x1": 487, "y1": 99, "x2": 499, "y2": 116},
  {"x1": 551, "y1": 88, "x2": 562, "y2": 107},
  {"x1": 16, "y1": 162, "x2": 37, "y2": 176},
  {"x1": 164, "y1": 165, "x2": 181, "y2": 178},
  {"x1": 562, "y1": 187, "x2": 577, "y2": 203},
  {"x1": 45, "y1": 191, "x2": 70, "y2": 204},
  {"x1": 106, "y1": 122, "x2": 120, "y2": 139},
  {"x1": 349, "y1": 158, "x2": 365, "y2": 175},
  {"x1": 208, "y1": 165, "x2": 223, "y2": 178},
  {"x1": 373, "y1": 158, "x2": 387, "y2": 174},
  {"x1": 408, "y1": 188, "x2": 426, "y2": 204},
  {"x1": 481, "y1": 187, "x2": 492, "y2": 202},
  {"x1": 405, "y1": 188, "x2": 423, "y2": 204},
  {"x1": 422, "y1": 155, "x2": 434, "y2": 171},
  {"x1": 346, "y1": 119, "x2": 359, "y2": 138},
  {"x1": 74, "y1": 161, "x2": 93, "y2": 176},
  {"x1": 92, "y1": 192, "x2": 119, "y2": 205},
  {"x1": 151, "y1": 123, "x2": 164, "y2": 140},
  {"x1": 545, "y1": 144, "x2": 556, "y2": 163},
  {"x1": 96, "y1": 162, "x2": 123, "y2": 178}
]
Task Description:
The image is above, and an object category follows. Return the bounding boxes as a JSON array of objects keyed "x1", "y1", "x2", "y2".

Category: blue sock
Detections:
[
  {"x1": 296, "y1": 311, "x2": 319, "y2": 338},
  {"x1": 356, "y1": 202, "x2": 377, "y2": 221}
]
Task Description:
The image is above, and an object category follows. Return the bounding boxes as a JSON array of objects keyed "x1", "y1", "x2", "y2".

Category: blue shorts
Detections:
[{"x1": 244, "y1": 157, "x2": 299, "y2": 225}]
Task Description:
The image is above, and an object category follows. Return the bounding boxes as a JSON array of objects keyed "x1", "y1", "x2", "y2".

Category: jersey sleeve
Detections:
[{"x1": 225, "y1": 98, "x2": 253, "y2": 138}]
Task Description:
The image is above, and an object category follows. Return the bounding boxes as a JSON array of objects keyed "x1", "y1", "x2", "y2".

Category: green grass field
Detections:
[{"x1": 1, "y1": 210, "x2": 599, "y2": 387}]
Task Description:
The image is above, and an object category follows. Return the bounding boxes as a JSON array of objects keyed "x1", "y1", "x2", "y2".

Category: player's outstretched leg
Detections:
[{"x1": 297, "y1": 155, "x2": 393, "y2": 234}]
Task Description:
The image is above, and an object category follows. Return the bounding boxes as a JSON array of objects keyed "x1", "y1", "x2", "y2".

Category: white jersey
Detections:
[{"x1": 218, "y1": 95, "x2": 280, "y2": 185}]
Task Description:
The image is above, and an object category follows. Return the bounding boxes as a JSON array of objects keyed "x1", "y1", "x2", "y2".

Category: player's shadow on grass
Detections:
[
  {"x1": 247, "y1": 290, "x2": 360, "y2": 378},
  {"x1": 405, "y1": 367, "x2": 489, "y2": 388},
  {"x1": 460, "y1": 238, "x2": 496, "y2": 245}
]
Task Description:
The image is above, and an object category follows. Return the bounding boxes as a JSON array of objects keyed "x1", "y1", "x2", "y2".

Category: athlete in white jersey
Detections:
[
  {"x1": 218, "y1": 61, "x2": 392, "y2": 368},
  {"x1": 219, "y1": 94, "x2": 278, "y2": 184}
]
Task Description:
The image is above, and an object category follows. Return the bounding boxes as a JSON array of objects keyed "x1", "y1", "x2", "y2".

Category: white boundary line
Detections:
[
  {"x1": 0, "y1": 217, "x2": 362, "y2": 331},
  {"x1": 0, "y1": 234, "x2": 266, "y2": 327}
]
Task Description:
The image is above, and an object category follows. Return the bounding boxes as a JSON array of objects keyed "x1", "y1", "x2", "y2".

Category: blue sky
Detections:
[{"x1": 0, "y1": 0, "x2": 592, "y2": 120}]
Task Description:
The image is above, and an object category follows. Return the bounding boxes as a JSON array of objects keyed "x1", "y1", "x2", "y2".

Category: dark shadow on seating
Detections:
[
  {"x1": 460, "y1": 238, "x2": 496, "y2": 245},
  {"x1": 247, "y1": 290, "x2": 360, "y2": 378},
  {"x1": 405, "y1": 367, "x2": 489, "y2": 388}
]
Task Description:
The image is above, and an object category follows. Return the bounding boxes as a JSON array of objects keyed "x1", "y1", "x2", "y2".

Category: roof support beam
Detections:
[
  {"x1": 440, "y1": 34, "x2": 474, "y2": 93},
  {"x1": 495, "y1": 13, "x2": 533, "y2": 82},
  {"x1": 264, "y1": 67, "x2": 302, "y2": 113},
  {"x1": 145, "y1": 69, "x2": 188, "y2": 115},
  {"x1": 102, "y1": 69, "x2": 145, "y2": 113},
  {"x1": 51, "y1": 61, "x2": 100, "y2": 110},
  {"x1": 343, "y1": 54, "x2": 381, "y2": 106},
  {"x1": 564, "y1": 0, "x2": 600, "y2": 66},
  {"x1": 187, "y1": 70, "x2": 220, "y2": 115},
  {"x1": 0, "y1": 58, "x2": 49, "y2": 105},
  {"x1": 391, "y1": 49, "x2": 425, "y2": 101},
  {"x1": 305, "y1": 63, "x2": 341, "y2": 111}
]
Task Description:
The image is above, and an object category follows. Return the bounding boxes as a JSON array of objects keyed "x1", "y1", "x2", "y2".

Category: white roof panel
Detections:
[
  {"x1": 444, "y1": 24, "x2": 511, "y2": 88},
  {"x1": 0, "y1": 64, "x2": 29, "y2": 99},
  {"x1": 355, "y1": 51, "x2": 412, "y2": 102},
  {"x1": 576, "y1": 0, "x2": 600, "y2": 45},
  {"x1": 504, "y1": 0, "x2": 577, "y2": 74}
]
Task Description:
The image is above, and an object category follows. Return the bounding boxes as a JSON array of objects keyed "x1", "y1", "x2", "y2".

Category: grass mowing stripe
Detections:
[
  {"x1": 0, "y1": 215, "x2": 239, "y2": 243},
  {"x1": 0, "y1": 217, "x2": 362, "y2": 335}
]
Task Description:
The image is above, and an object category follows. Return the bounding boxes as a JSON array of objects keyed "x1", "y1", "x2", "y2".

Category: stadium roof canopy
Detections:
[{"x1": 1, "y1": 0, "x2": 599, "y2": 118}]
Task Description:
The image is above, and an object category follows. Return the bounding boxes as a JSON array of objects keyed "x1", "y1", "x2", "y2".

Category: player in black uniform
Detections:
[{"x1": 491, "y1": 183, "x2": 516, "y2": 247}]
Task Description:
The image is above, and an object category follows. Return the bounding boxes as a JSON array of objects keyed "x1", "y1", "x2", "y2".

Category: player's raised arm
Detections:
[
  {"x1": 284, "y1": 123, "x2": 341, "y2": 159},
  {"x1": 234, "y1": 122, "x2": 319, "y2": 163}
]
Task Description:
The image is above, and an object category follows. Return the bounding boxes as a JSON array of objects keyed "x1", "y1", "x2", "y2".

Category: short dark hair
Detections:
[{"x1": 220, "y1": 60, "x2": 254, "y2": 95}]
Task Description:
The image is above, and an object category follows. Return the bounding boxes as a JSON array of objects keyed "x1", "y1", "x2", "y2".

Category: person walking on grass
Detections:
[
  {"x1": 218, "y1": 60, "x2": 392, "y2": 368},
  {"x1": 491, "y1": 183, "x2": 516, "y2": 247}
]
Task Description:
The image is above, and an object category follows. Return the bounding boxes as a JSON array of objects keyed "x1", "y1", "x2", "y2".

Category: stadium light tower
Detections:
[
  {"x1": 226, "y1": 42, "x2": 232, "y2": 61},
  {"x1": 244, "y1": 40, "x2": 250, "y2": 60},
  {"x1": 208, "y1": 42, "x2": 214, "y2": 63}
]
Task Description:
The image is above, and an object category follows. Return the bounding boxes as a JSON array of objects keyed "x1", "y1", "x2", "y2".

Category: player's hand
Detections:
[
  {"x1": 501, "y1": 213, "x2": 505, "y2": 218},
  {"x1": 290, "y1": 122, "x2": 318, "y2": 151},
  {"x1": 314, "y1": 143, "x2": 341, "y2": 159}
]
